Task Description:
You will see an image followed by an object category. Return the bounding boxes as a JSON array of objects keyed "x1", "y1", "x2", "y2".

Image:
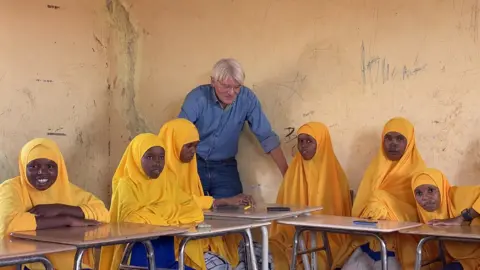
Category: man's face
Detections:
[{"x1": 211, "y1": 77, "x2": 241, "y2": 105}]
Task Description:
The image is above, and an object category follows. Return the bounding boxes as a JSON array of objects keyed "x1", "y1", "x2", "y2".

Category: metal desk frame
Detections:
[
  {"x1": 413, "y1": 235, "x2": 480, "y2": 270},
  {"x1": 177, "y1": 228, "x2": 257, "y2": 270},
  {"x1": 0, "y1": 256, "x2": 53, "y2": 270},
  {"x1": 73, "y1": 238, "x2": 157, "y2": 270},
  {"x1": 290, "y1": 226, "x2": 389, "y2": 270}
]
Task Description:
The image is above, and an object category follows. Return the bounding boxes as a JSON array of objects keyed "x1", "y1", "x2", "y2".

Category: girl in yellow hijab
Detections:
[
  {"x1": 0, "y1": 138, "x2": 109, "y2": 270},
  {"x1": 99, "y1": 133, "x2": 203, "y2": 270},
  {"x1": 413, "y1": 168, "x2": 480, "y2": 270},
  {"x1": 159, "y1": 118, "x2": 254, "y2": 269},
  {"x1": 269, "y1": 122, "x2": 352, "y2": 270},
  {"x1": 158, "y1": 118, "x2": 253, "y2": 210},
  {"x1": 337, "y1": 117, "x2": 426, "y2": 270}
]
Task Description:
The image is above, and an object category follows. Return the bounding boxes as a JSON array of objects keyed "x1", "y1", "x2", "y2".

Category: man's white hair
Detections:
[{"x1": 211, "y1": 58, "x2": 245, "y2": 85}]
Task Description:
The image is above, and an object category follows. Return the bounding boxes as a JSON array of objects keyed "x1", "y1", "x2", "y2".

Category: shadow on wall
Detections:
[
  {"x1": 236, "y1": 72, "x2": 305, "y2": 204},
  {"x1": 62, "y1": 113, "x2": 110, "y2": 203},
  {"x1": 148, "y1": 72, "x2": 211, "y2": 129},
  {"x1": 454, "y1": 139, "x2": 480, "y2": 186},
  {"x1": 344, "y1": 128, "x2": 379, "y2": 192},
  {"x1": 0, "y1": 153, "x2": 16, "y2": 183}
]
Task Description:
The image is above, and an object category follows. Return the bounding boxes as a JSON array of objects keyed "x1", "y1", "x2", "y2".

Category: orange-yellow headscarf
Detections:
[
  {"x1": 158, "y1": 119, "x2": 240, "y2": 268},
  {"x1": 158, "y1": 118, "x2": 212, "y2": 209},
  {"x1": 99, "y1": 133, "x2": 204, "y2": 270},
  {"x1": 270, "y1": 122, "x2": 352, "y2": 270},
  {"x1": 412, "y1": 168, "x2": 480, "y2": 269},
  {"x1": 334, "y1": 117, "x2": 425, "y2": 269},
  {"x1": 352, "y1": 117, "x2": 425, "y2": 220},
  {"x1": 0, "y1": 138, "x2": 109, "y2": 270}
]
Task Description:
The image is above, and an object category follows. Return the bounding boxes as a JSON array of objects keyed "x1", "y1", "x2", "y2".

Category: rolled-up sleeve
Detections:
[{"x1": 246, "y1": 91, "x2": 280, "y2": 153}]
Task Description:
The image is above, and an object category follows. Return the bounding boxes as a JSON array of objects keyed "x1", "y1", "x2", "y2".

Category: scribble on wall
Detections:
[
  {"x1": 361, "y1": 41, "x2": 427, "y2": 85},
  {"x1": 284, "y1": 127, "x2": 298, "y2": 157}
]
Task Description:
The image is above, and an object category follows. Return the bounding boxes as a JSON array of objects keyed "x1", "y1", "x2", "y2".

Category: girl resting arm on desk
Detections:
[
  {"x1": 413, "y1": 168, "x2": 480, "y2": 270},
  {"x1": 100, "y1": 133, "x2": 230, "y2": 270},
  {"x1": 336, "y1": 117, "x2": 426, "y2": 270},
  {"x1": 0, "y1": 138, "x2": 109, "y2": 269},
  {"x1": 158, "y1": 118, "x2": 254, "y2": 210}
]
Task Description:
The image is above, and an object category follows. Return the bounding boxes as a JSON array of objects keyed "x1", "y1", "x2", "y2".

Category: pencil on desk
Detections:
[{"x1": 244, "y1": 205, "x2": 251, "y2": 210}]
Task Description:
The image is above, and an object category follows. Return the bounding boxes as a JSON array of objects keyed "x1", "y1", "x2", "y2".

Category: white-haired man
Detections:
[{"x1": 178, "y1": 58, "x2": 288, "y2": 199}]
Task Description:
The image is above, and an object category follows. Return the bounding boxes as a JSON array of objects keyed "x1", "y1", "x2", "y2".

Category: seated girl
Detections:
[
  {"x1": 158, "y1": 118, "x2": 254, "y2": 210},
  {"x1": 336, "y1": 117, "x2": 426, "y2": 270},
  {"x1": 413, "y1": 168, "x2": 480, "y2": 270},
  {"x1": 99, "y1": 133, "x2": 204, "y2": 270},
  {"x1": 269, "y1": 122, "x2": 352, "y2": 270},
  {"x1": 0, "y1": 138, "x2": 109, "y2": 270},
  {"x1": 158, "y1": 118, "x2": 256, "y2": 269}
]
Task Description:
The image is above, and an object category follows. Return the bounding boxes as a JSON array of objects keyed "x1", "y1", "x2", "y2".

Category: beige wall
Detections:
[
  {"x1": 0, "y1": 1, "x2": 111, "y2": 201},
  {"x1": 2, "y1": 0, "x2": 480, "y2": 204}
]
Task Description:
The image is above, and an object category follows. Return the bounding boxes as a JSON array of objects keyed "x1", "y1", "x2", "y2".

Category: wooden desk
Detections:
[
  {"x1": 176, "y1": 219, "x2": 270, "y2": 270},
  {"x1": 401, "y1": 224, "x2": 480, "y2": 270},
  {"x1": 10, "y1": 223, "x2": 187, "y2": 270},
  {"x1": 278, "y1": 215, "x2": 422, "y2": 270},
  {"x1": 0, "y1": 237, "x2": 74, "y2": 269},
  {"x1": 205, "y1": 204, "x2": 322, "y2": 270}
]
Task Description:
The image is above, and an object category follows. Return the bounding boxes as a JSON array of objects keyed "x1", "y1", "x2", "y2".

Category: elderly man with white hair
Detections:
[{"x1": 178, "y1": 58, "x2": 288, "y2": 200}]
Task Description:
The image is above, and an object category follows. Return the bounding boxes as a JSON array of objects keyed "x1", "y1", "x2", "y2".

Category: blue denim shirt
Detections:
[{"x1": 178, "y1": 84, "x2": 280, "y2": 161}]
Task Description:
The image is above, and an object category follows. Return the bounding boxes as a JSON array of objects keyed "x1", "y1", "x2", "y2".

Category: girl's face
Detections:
[
  {"x1": 141, "y1": 146, "x2": 165, "y2": 179},
  {"x1": 383, "y1": 131, "x2": 407, "y2": 161},
  {"x1": 297, "y1": 134, "x2": 316, "y2": 160},
  {"x1": 414, "y1": 184, "x2": 441, "y2": 212},
  {"x1": 26, "y1": 158, "x2": 58, "y2": 190},
  {"x1": 180, "y1": 141, "x2": 199, "y2": 163}
]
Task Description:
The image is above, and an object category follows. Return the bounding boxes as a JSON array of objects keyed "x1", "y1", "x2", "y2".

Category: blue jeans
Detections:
[
  {"x1": 130, "y1": 236, "x2": 193, "y2": 269},
  {"x1": 196, "y1": 156, "x2": 243, "y2": 199},
  {"x1": 443, "y1": 262, "x2": 463, "y2": 270}
]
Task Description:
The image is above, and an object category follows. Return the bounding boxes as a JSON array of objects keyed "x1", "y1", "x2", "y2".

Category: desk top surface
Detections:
[
  {"x1": 204, "y1": 204, "x2": 322, "y2": 221},
  {"x1": 400, "y1": 224, "x2": 480, "y2": 239},
  {"x1": 278, "y1": 215, "x2": 422, "y2": 233},
  {"x1": 178, "y1": 219, "x2": 271, "y2": 237},
  {"x1": 11, "y1": 222, "x2": 188, "y2": 247},
  {"x1": 0, "y1": 237, "x2": 75, "y2": 260}
]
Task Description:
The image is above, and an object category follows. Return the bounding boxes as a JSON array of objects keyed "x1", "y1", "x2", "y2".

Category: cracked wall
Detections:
[
  {"x1": 1, "y1": 0, "x2": 480, "y2": 205},
  {"x1": 0, "y1": 0, "x2": 111, "y2": 201},
  {"x1": 121, "y1": 0, "x2": 480, "y2": 203}
]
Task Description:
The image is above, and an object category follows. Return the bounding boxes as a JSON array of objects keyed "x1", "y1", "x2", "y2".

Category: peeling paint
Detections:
[{"x1": 107, "y1": 0, "x2": 149, "y2": 135}]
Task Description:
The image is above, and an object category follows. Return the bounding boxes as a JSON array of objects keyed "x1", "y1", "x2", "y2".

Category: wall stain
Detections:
[
  {"x1": 47, "y1": 132, "x2": 67, "y2": 136},
  {"x1": 0, "y1": 108, "x2": 12, "y2": 117},
  {"x1": 93, "y1": 34, "x2": 106, "y2": 49},
  {"x1": 108, "y1": 0, "x2": 149, "y2": 135},
  {"x1": 0, "y1": 153, "x2": 15, "y2": 183},
  {"x1": 36, "y1": 79, "x2": 54, "y2": 83},
  {"x1": 21, "y1": 88, "x2": 36, "y2": 106},
  {"x1": 470, "y1": 0, "x2": 479, "y2": 43}
]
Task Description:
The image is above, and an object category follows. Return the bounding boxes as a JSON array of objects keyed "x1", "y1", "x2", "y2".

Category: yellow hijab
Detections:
[
  {"x1": 413, "y1": 168, "x2": 480, "y2": 269},
  {"x1": 352, "y1": 117, "x2": 425, "y2": 220},
  {"x1": 158, "y1": 118, "x2": 212, "y2": 209},
  {"x1": 270, "y1": 122, "x2": 352, "y2": 270},
  {"x1": 158, "y1": 120, "x2": 240, "y2": 268},
  {"x1": 99, "y1": 133, "x2": 204, "y2": 270},
  {"x1": 334, "y1": 117, "x2": 425, "y2": 269},
  {"x1": 0, "y1": 138, "x2": 109, "y2": 270}
]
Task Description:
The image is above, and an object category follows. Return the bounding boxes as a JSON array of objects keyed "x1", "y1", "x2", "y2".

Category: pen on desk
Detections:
[{"x1": 244, "y1": 205, "x2": 251, "y2": 210}]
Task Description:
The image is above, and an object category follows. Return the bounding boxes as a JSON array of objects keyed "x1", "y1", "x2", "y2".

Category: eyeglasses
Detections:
[{"x1": 215, "y1": 81, "x2": 241, "y2": 94}]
